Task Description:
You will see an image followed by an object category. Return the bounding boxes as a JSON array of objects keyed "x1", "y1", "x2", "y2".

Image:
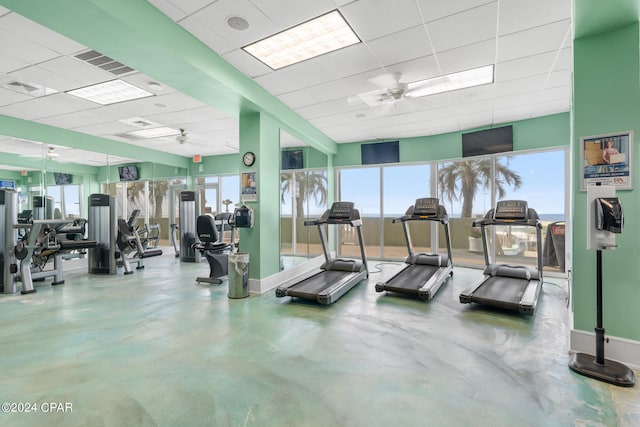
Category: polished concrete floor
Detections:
[{"x1": 0, "y1": 251, "x2": 638, "y2": 426}]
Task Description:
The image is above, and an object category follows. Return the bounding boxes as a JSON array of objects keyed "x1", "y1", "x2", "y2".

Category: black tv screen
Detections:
[
  {"x1": 462, "y1": 125, "x2": 513, "y2": 157},
  {"x1": 361, "y1": 141, "x2": 399, "y2": 165},
  {"x1": 53, "y1": 172, "x2": 72, "y2": 185},
  {"x1": 282, "y1": 150, "x2": 303, "y2": 170},
  {"x1": 118, "y1": 165, "x2": 139, "y2": 182}
]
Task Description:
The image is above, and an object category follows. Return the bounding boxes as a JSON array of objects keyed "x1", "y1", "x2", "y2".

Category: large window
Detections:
[
  {"x1": 493, "y1": 150, "x2": 566, "y2": 272},
  {"x1": 46, "y1": 184, "x2": 81, "y2": 219},
  {"x1": 338, "y1": 167, "x2": 380, "y2": 258},
  {"x1": 383, "y1": 164, "x2": 431, "y2": 257},
  {"x1": 335, "y1": 148, "x2": 567, "y2": 274}
]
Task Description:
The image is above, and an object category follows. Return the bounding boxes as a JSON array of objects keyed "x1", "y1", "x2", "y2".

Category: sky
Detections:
[{"x1": 282, "y1": 149, "x2": 566, "y2": 219}]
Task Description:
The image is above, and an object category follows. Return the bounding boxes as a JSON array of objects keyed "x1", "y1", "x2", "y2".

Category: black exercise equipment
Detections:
[
  {"x1": 459, "y1": 200, "x2": 543, "y2": 315},
  {"x1": 375, "y1": 197, "x2": 453, "y2": 300},
  {"x1": 192, "y1": 213, "x2": 236, "y2": 285},
  {"x1": 15, "y1": 220, "x2": 97, "y2": 293},
  {"x1": 275, "y1": 201, "x2": 368, "y2": 305},
  {"x1": 116, "y1": 212, "x2": 163, "y2": 274}
]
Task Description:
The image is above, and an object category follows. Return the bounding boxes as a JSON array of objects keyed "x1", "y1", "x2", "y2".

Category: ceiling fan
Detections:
[
  {"x1": 348, "y1": 65, "x2": 495, "y2": 110},
  {"x1": 349, "y1": 73, "x2": 420, "y2": 109},
  {"x1": 176, "y1": 128, "x2": 188, "y2": 145}
]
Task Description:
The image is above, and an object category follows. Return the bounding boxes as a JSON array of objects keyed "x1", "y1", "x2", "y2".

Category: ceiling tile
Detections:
[
  {"x1": 193, "y1": 0, "x2": 279, "y2": 48},
  {"x1": 35, "y1": 108, "x2": 122, "y2": 129},
  {"x1": 313, "y1": 43, "x2": 381, "y2": 80},
  {"x1": 498, "y1": 20, "x2": 571, "y2": 63},
  {"x1": 435, "y1": 39, "x2": 496, "y2": 75},
  {"x1": 0, "y1": 12, "x2": 85, "y2": 55},
  {"x1": 415, "y1": 0, "x2": 497, "y2": 23},
  {"x1": 249, "y1": 0, "x2": 335, "y2": 28},
  {"x1": 365, "y1": 25, "x2": 433, "y2": 67},
  {"x1": 0, "y1": 86, "x2": 31, "y2": 106},
  {"x1": 340, "y1": 0, "x2": 423, "y2": 42},
  {"x1": 160, "y1": 0, "x2": 215, "y2": 16},
  {"x1": 0, "y1": 54, "x2": 28, "y2": 73},
  {"x1": 0, "y1": 27, "x2": 60, "y2": 65},
  {"x1": 37, "y1": 56, "x2": 116, "y2": 88},
  {"x1": 254, "y1": 60, "x2": 336, "y2": 95},
  {"x1": 8, "y1": 64, "x2": 81, "y2": 93},
  {"x1": 179, "y1": 15, "x2": 236, "y2": 55},
  {"x1": 148, "y1": 0, "x2": 188, "y2": 21},
  {"x1": 426, "y1": 2, "x2": 498, "y2": 53},
  {"x1": 498, "y1": 0, "x2": 572, "y2": 35}
]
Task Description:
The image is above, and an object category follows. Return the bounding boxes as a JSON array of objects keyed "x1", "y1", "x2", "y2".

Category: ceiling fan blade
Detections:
[{"x1": 367, "y1": 72, "x2": 402, "y2": 89}]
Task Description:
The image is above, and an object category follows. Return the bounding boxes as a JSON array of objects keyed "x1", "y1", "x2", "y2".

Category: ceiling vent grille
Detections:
[
  {"x1": 3, "y1": 80, "x2": 58, "y2": 97},
  {"x1": 8, "y1": 81, "x2": 38, "y2": 92},
  {"x1": 113, "y1": 133, "x2": 145, "y2": 141},
  {"x1": 73, "y1": 50, "x2": 135, "y2": 76}
]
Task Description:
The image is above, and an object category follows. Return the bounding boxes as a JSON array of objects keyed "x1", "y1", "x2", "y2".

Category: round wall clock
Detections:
[{"x1": 242, "y1": 151, "x2": 256, "y2": 167}]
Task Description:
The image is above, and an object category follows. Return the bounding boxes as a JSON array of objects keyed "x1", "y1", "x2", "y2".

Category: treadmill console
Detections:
[
  {"x1": 494, "y1": 200, "x2": 528, "y2": 221},
  {"x1": 328, "y1": 201, "x2": 355, "y2": 220},
  {"x1": 413, "y1": 198, "x2": 439, "y2": 217}
]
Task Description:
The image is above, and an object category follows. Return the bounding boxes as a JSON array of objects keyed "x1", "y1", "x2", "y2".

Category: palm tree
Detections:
[
  {"x1": 438, "y1": 158, "x2": 522, "y2": 218},
  {"x1": 126, "y1": 180, "x2": 168, "y2": 220},
  {"x1": 281, "y1": 170, "x2": 328, "y2": 218}
]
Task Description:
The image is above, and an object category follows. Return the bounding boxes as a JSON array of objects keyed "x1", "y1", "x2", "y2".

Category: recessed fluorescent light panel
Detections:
[
  {"x1": 128, "y1": 127, "x2": 181, "y2": 139},
  {"x1": 66, "y1": 79, "x2": 154, "y2": 105},
  {"x1": 408, "y1": 65, "x2": 495, "y2": 97},
  {"x1": 243, "y1": 10, "x2": 360, "y2": 70}
]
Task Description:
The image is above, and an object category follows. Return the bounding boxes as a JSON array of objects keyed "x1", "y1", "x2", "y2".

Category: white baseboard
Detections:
[
  {"x1": 570, "y1": 329, "x2": 640, "y2": 370},
  {"x1": 248, "y1": 256, "x2": 325, "y2": 295}
]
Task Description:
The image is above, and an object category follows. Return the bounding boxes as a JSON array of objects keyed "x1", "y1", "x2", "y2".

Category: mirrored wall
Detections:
[{"x1": 280, "y1": 134, "x2": 329, "y2": 270}]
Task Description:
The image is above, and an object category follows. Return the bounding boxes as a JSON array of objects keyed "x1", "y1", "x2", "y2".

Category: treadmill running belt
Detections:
[
  {"x1": 383, "y1": 264, "x2": 438, "y2": 293},
  {"x1": 472, "y1": 276, "x2": 529, "y2": 305},
  {"x1": 286, "y1": 270, "x2": 352, "y2": 299}
]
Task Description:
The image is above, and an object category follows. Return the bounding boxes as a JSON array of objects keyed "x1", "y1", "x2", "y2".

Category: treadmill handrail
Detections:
[
  {"x1": 393, "y1": 214, "x2": 448, "y2": 224},
  {"x1": 473, "y1": 217, "x2": 541, "y2": 228},
  {"x1": 304, "y1": 217, "x2": 362, "y2": 227}
]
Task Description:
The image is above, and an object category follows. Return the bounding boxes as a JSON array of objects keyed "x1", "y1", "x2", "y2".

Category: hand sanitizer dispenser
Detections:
[
  {"x1": 232, "y1": 205, "x2": 254, "y2": 228},
  {"x1": 586, "y1": 185, "x2": 619, "y2": 250},
  {"x1": 595, "y1": 197, "x2": 623, "y2": 233}
]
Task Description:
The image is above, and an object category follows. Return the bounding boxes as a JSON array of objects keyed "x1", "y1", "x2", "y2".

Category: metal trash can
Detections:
[{"x1": 228, "y1": 252, "x2": 249, "y2": 299}]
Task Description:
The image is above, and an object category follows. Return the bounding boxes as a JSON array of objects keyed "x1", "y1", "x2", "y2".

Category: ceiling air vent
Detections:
[
  {"x1": 3, "y1": 80, "x2": 58, "y2": 97},
  {"x1": 113, "y1": 133, "x2": 145, "y2": 141},
  {"x1": 8, "y1": 81, "x2": 38, "y2": 92},
  {"x1": 73, "y1": 50, "x2": 135, "y2": 76}
]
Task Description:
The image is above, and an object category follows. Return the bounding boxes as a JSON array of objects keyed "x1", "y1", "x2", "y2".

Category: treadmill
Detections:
[
  {"x1": 375, "y1": 197, "x2": 453, "y2": 300},
  {"x1": 459, "y1": 200, "x2": 543, "y2": 315},
  {"x1": 275, "y1": 201, "x2": 368, "y2": 305}
]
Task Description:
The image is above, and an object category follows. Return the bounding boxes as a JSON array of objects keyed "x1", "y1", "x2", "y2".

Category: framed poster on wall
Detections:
[
  {"x1": 241, "y1": 172, "x2": 257, "y2": 202},
  {"x1": 580, "y1": 131, "x2": 633, "y2": 190}
]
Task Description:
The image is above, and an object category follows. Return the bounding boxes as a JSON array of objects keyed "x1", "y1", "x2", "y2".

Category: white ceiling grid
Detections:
[{"x1": 0, "y1": 0, "x2": 571, "y2": 169}]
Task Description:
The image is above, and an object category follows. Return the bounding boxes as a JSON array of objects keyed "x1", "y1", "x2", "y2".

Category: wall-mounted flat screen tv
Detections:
[
  {"x1": 282, "y1": 149, "x2": 304, "y2": 170},
  {"x1": 118, "y1": 165, "x2": 139, "y2": 182},
  {"x1": 361, "y1": 141, "x2": 399, "y2": 165},
  {"x1": 53, "y1": 172, "x2": 72, "y2": 185},
  {"x1": 0, "y1": 180, "x2": 15, "y2": 189},
  {"x1": 462, "y1": 125, "x2": 513, "y2": 158}
]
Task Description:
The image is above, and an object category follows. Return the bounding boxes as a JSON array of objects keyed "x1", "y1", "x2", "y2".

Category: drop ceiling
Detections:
[{"x1": 0, "y1": 0, "x2": 572, "y2": 171}]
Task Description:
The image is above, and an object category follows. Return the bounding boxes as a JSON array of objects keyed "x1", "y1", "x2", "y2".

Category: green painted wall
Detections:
[
  {"x1": 572, "y1": 23, "x2": 640, "y2": 341},
  {"x1": 333, "y1": 113, "x2": 569, "y2": 167},
  {"x1": 191, "y1": 154, "x2": 239, "y2": 177},
  {"x1": 238, "y1": 112, "x2": 281, "y2": 280}
]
